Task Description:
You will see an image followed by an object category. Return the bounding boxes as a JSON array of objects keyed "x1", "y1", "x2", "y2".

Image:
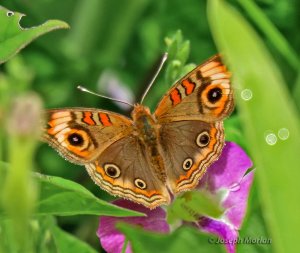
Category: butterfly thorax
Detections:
[{"x1": 132, "y1": 104, "x2": 166, "y2": 182}]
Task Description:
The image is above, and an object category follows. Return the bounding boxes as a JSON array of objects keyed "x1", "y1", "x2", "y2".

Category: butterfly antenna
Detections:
[
  {"x1": 77, "y1": 85, "x2": 134, "y2": 107},
  {"x1": 140, "y1": 53, "x2": 168, "y2": 104}
]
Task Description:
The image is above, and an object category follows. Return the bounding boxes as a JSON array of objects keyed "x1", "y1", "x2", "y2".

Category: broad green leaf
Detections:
[
  {"x1": 238, "y1": 182, "x2": 273, "y2": 253},
  {"x1": 36, "y1": 173, "x2": 144, "y2": 217},
  {"x1": 0, "y1": 6, "x2": 69, "y2": 64},
  {"x1": 236, "y1": 0, "x2": 299, "y2": 70},
  {"x1": 51, "y1": 224, "x2": 98, "y2": 253},
  {"x1": 33, "y1": 217, "x2": 57, "y2": 253},
  {"x1": 0, "y1": 164, "x2": 143, "y2": 217},
  {"x1": 208, "y1": 1, "x2": 300, "y2": 253},
  {"x1": 167, "y1": 191, "x2": 223, "y2": 224},
  {"x1": 36, "y1": 173, "x2": 95, "y2": 198},
  {"x1": 293, "y1": 72, "x2": 300, "y2": 111},
  {"x1": 0, "y1": 219, "x2": 20, "y2": 253},
  {"x1": 117, "y1": 223, "x2": 225, "y2": 253}
]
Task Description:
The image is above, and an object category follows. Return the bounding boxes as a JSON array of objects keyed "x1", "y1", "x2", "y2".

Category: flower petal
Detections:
[
  {"x1": 199, "y1": 142, "x2": 253, "y2": 192},
  {"x1": 98, "y1": 199, "x2": 169, "y2": 253},
  {"x1": 223, "y1": 170, "x2": 254, "y2": 228},
  {"x1": 198, "y1": 217, "x2": 238, "y2": 253}
]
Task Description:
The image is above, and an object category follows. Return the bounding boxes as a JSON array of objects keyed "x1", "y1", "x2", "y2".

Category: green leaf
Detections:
[
  {"x1": 236, "y1": 0, "x2": 299, "y2": 70},
  {"x1": 36, "y1": 173, "x2": 144, "y2": 217},
  {"x1": 238, "y1": 182, "x2": 274, "y2": 253},
  {"x1": 0, "y1": 6, "x2": 69, "y2": 64},
  {"x1": 117, "y1": 223, "x2": 225, "y2": 253},
  {"x1": 293, "y1": 71, "x2": 300, "y2": 111},
  {"x1": 0, "y1": 164, "x2": 143, "y2": 218},
  {"x1": 208, "y1": 1, "x2": 300, "y2": 253},
  {"x1": 51, "y1": 224, "x2": 98, "y2": 253},
  {"x1": 164, "y1": 30, "x2": 191, "y2": 85},
  {"x1": 167, "y1": 191, "x2": 223, "y2": 224}
]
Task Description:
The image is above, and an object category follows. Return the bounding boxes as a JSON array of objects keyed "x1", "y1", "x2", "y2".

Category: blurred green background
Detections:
[{"x1": 1, "y1": 0, "x2": 300, "y2": 252}]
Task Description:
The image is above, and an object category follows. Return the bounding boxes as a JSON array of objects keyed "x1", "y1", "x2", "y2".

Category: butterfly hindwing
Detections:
[
  {"x1": 85, "y1": 134, "x2": 171, "y2": 209},
  {"x1": 159, "y1": 120, "x2": 225, "y2": 193}
]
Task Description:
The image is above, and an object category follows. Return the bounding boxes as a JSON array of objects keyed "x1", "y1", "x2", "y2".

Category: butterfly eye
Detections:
[
  {"x1": 68, "y1": 133, "x2": 84, "y2": 146},
  {"x1": 196, "y1": 131, "x2": 210, "y2": 147},
  {"x1": 182, "y1": 158, "x2": 193, "y2": 171},
  {"x1": 134, "y1": 178, "x2": 147, "y2": 189},
  {"x1": 104, "y1": 164, "x2": 121, "y2": 178},
  {"x1": 207, "y1": 87, "x2": 222, "y2": 103}
]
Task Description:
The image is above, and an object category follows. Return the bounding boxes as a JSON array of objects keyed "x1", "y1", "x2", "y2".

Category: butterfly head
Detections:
[{"x1": 131, "y1": 104, "x2": 153, "y2": 122}]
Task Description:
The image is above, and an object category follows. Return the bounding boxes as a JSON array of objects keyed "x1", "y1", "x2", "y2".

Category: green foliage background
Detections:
[{"x1": 1, "y1": 0, "x2": 300, "y2": 252}]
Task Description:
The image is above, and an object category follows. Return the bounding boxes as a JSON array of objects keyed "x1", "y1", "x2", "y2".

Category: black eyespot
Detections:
[
  {"x1": 7, "y1": 11, "x2": 14, "y2": 17},
  {"x1": 68, "y1": 133, "x2": 84, "y2": 146},
  {"x1": 104, "y1": 164, "x2": 121, "y2": 178},
  {"x1": 134, "y1": 178, "x2": 147, "y2": 189},
  {"x1": 207, "y1": 88, "x2": 222, "y2": 103},
  {"x1": 196, "y1": 131, "x2": 210, "y2": 147},
  {"x1": 183, "y1": 158, "x2": 193, "y2": 171}
]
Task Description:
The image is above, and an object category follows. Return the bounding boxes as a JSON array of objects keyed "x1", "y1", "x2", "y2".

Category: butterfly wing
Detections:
[
  {"x1": 155, "y1": 55, "x2": 232, "y2": 193},
  {"x1": 159, "y1": 120, "x2": 224, "y2": 193},
  {"x1": 43, "y1": 108, "x2": 133, "y2": 164},
  {"x1": 85, "y1": 135, "x2": 170, "y2": 209},
  {"x1": 43, "y1": 108, "x2": 170, "y2": 208},
  {"x1": 155, "y1": 55, "x2": 234, "y2": 123}
]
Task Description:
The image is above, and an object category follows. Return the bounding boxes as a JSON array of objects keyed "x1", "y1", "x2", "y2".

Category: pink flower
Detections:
[
  {"x1": 97, "y1": 199, "x2": 169, "y2": 253},
  {"x1": 97, "y1": 142, "x2": 254, "y2": 253}
]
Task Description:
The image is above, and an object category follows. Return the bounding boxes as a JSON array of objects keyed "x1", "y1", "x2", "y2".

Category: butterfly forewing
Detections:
[
  {"x1": 43, "y1": 109, "x2": 134, "y2": 164},
  {"x1": 155, "y1": 55, "x2": 234, "y2": 123}
]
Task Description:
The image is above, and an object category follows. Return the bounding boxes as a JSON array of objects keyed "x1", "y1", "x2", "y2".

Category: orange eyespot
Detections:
[
  {"x1": 65, "y1": 129, "x2": 89, "y2": 147},
  {"x1": 207, "y1": 87, "x2": 222, "y2": 103},
  {"x1": 67, "y1": 133, "x2": 84, "y2": 146}
]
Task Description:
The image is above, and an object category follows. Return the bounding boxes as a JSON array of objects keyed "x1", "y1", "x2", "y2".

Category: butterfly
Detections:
[{"x1": 42, "y1": 55, "x2": 234, "y2": 209}]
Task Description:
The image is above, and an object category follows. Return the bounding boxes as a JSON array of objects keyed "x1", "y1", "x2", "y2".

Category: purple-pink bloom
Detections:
[
  {"x1": 97, "y1": 199, "x2": 170, "y2": 253},
  {"x1": 196, "y1": 142, "x2": 254, "y2": 253},
  {"x1": 98, "y1": 142, "x2": 254, "y2": 253}
]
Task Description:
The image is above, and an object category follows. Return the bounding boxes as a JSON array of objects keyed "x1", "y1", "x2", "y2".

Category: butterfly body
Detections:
[
  {"x1": 132, "y1": 104, "x2": 167, "y2": 183},
  {"x1": 43, "y1": 55, "x2": 234, "y2": 209}
]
